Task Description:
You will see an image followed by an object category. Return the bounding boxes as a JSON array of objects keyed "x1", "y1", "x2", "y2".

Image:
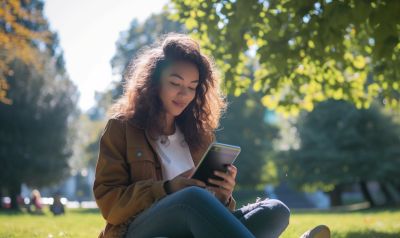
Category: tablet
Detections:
[{"x1": 190, "y1": 142, "x2": 241, "y2": 186}]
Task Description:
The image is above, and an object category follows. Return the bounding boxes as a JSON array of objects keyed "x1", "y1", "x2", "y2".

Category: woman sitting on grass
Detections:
[{"x1": 93, "y1": 33, "x2": 330, "y2": 238}]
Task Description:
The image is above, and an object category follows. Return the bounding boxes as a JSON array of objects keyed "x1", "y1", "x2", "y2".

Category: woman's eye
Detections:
[
  {"x1": 170, "y1": 82, "x2": 179, "y2": 86},
  {"x1": 189, "y1": 87, "x2": 196, "y2": 91}
]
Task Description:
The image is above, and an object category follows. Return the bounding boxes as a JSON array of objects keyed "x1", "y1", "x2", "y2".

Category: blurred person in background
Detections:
[
  {"x1": 50, "y1": 193, "x2": 65, "y2": 216},
  {"x1": 28, "y1": 189, "x2": 44, "y2": 215}
]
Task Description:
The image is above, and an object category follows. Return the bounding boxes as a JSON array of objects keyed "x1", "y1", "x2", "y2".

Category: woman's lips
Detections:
[{"x1": 172, "y1": 100, "x2": 186, "y2": 108}]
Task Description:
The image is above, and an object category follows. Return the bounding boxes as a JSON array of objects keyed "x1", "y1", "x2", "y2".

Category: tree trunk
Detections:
[
  {"x1": 329, "y1": 185, "x2": 343, "y2": 207},
  {"x1": 8, "y1": 183, "x2": 21, "y2": 210},
  {"x1": 360, "y1": 181, "x2": 376, "y2": 207},
  {"x1": 380, "y1": 182, "x2": 395, "y2": 205}
]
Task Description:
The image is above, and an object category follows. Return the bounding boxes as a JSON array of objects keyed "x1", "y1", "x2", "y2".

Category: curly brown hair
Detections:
[{"x1": 110, "y1": 33, "x2": 226, "y2": 151}]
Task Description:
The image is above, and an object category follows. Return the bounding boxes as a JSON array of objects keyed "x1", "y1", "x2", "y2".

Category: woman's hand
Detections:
[
  {"x1": 207, "y1": 165, "x2": 237, "y2": 205},
  {"x1": 164, "y1": 168, "x2": 206, "y2": 194}
]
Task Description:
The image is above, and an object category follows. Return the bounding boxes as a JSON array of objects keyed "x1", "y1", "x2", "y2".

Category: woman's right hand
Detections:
[{"x1": 164, "y1": 168, "x2": 206, "y2": 194}]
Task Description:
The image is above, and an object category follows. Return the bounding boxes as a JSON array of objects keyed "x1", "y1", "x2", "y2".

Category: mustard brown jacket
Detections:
[{"x1": 93, "y1": 118, "x2": 236, "y2": 238}]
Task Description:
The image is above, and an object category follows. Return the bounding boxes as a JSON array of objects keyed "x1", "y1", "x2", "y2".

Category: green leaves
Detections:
[
  {"x1": 0, "y1": 0, "x2": 78, "y2": 190},
  {"x1": 278, "y1": 100, "x2": 400, "y2": 192},
  {"x1": 0, "y1": 0, "x2": 53, "y2": 104},
  {"x1": 170, "y1": 0, "x2": 400, "y2": 115},
  {"x1": 216, "y1": 93, "x2": 279, "y2": 189}
]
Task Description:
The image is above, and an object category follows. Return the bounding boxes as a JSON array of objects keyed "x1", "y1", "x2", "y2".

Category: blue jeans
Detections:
[{"x1": 126, "y1": 186, "x2": 290, "y2": 238}]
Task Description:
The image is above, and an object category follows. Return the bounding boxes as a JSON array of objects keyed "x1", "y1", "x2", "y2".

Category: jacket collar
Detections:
[{"x1": 127, "y1": 118, "x2": 207, "y2": 167}]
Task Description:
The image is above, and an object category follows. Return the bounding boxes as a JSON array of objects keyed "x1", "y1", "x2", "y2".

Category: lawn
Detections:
[
  {"x1": 0, "y1": 209, "x2": 104, "y2": 238},
  {"x1": 281, "y1": 208, "x2": 400, "y2": 238},
  {"x1": 0, "y1": 207, "x2": 399, "y2": 237}
]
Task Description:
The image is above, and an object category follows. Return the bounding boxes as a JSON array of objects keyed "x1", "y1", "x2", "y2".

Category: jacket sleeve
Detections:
[{"x1": 93, "y1": 119, "x2": 167, "y2": 225}]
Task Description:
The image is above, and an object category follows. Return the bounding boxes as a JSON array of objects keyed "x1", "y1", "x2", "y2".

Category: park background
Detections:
[{"x1": 1, "y1": 0, "x2": 400, "y2": 237}]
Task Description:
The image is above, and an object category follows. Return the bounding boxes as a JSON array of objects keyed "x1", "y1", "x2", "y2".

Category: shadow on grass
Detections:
[{"x1": 344, "y1": 230, "x2": 399, "y2": 238}]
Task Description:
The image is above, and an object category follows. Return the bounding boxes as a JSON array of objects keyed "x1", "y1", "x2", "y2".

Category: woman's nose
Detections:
[{"x1": 178, "y1": 86, "x2": 189, "y2": 96}]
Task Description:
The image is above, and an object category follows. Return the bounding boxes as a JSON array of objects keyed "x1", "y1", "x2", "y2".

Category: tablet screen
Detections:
[{"x1": 191, "y1": 143, "x2": 241, "y2": 186}]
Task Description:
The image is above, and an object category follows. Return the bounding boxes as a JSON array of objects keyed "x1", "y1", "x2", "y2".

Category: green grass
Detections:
[
  {"x1": 282, "y1": 208, "x2": 400, "y2": 238},
  {"x1": 0, "y1": 208, "x2": 104, "y2": 238},
  {"x1": 0, "y1": 207, "x2": 399, "y2": 237}
]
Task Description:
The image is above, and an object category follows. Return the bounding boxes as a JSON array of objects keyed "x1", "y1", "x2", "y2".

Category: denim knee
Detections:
[
  {"x1": 239, "y1": 198, "x2": 290, "y2": 238},
  {"x1": 173, "y1": 186, "x2": 214, "y2": 208},
  {"x1": 265, "y1": 199, "x2": 290, "y2": 227}
]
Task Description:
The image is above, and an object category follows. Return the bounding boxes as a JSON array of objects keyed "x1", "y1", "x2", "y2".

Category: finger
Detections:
[
  {"x1": 207, "y1": 186, "x2": 230, "y2": 200},
  {"x1": 227, "y1": 165, "x2": 237, "y2": 177},
  {"x1": 207, "y1": 178, "x2": 225, "y2": 188},
  {"x1": 205, "y1": 186, "x2": 216, "y2": 196},
  {"x1": 187, "y1": 178, "x2": 206, "y2": 188},
  {"x1": 212, "y1": 177, "x2": 234, "y2": 190},
  {"x1": 208, "y1": 178, "x2": 232, "y2": 191},
  {"x1": 213, "y1": 170, "x2": 230, "y2": 180},
  {"x1": 210, "y1": 171, "x2": 236, "y2": 191},
  {"x1": 214, "y1": 171, "x2": 235, "y2": 186},
  {"x1": 206, "y1": 186, "x2": 226, "y2": 194}
]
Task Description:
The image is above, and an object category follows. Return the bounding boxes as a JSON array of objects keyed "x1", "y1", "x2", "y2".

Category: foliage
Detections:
[
  {"x1": 0, "y1": 0, "x2": 78, "y2": 204},
  {"x1": 216, "y1": 92, "x2": 278, "y2": 189},
  {"x1": 68, "y1": 113, "x2": 106, "y2": 171},
  {"x1": 0, "y1": 57, "x2": 78, "y2": 191},
  {"x1": 278, "y1": 100, "x2": 400, "y2": 192},
  {"x1": 75, "y1": 90, "x2": 114, "y2": 171},
  {"x1": 169, "y1": 0, "x2": 400, "y2": 115},
  {"x1": 0, "y1": 0, "x2": 55, "y2": 104}
]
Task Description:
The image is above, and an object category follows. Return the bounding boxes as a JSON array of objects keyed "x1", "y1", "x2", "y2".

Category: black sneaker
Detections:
[{"x1": 300, "y1": 225, "x2": 331, "y2": 238}]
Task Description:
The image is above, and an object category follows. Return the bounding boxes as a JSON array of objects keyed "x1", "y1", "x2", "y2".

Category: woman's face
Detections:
[{"x1": 159, "y1": 61, "x2": 199, "y2": 118}]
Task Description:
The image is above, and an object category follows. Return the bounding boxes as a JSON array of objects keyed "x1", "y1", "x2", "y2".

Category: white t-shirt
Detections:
[{"x1": 154, "y1": 126, "x2": 194, "y2": 180}]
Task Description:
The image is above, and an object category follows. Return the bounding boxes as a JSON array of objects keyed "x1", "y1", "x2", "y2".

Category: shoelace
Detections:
[{"x1": 240, "y1": 197, "x2": 265, "y2": 211}]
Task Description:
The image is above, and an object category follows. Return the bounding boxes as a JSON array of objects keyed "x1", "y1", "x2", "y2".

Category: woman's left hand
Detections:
[{"x1": 207, "y1": 165, "x2": 237, "y2": 205}]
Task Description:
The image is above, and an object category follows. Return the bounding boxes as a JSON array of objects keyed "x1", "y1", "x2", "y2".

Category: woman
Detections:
[{"x1": 94, "y1": 33, "x2": 324, "y2": 238}]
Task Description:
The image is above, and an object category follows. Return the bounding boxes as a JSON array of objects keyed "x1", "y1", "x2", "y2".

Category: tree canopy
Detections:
[
  {"x1": 170, "y1": 0, "x2": 400, "y2": 115},
  {"x1": 279, "y1": 100, "x2": 400, "y2": 193},
  {"x1": 0, "y1": 0, "x2": 55, "y2": 104},
  {"x1": 216, "y1": 93, "x2": 278, "y2": 189},
  {"x1": 0, "y1": 0, "x2": 78, "y2": 208}
]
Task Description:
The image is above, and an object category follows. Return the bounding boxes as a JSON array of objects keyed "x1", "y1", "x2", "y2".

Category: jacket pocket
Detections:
[{"x1": 127, "y1": 147, "x2": 156, "y2": 181}]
